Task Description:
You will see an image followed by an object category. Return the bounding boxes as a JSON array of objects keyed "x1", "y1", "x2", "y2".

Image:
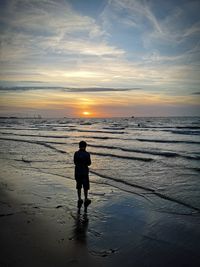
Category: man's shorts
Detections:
[{"x1": 76, "y1": 176, "x2": 90, "y2": 190}]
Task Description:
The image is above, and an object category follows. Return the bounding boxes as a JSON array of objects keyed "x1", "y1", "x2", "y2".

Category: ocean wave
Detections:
[
  {"x1": 80, "y1": 136, "x2": 112, "y2": 140},
  {"x1": 80, "y1": 122, "x2": 93, "y2": 125},
  {"x1": 49, "y1": 124, "x2": 76, "y2": 128},
  {"x1": 0, "y1": 132, "x2": 69, "y2": 139},
  {"x1": 175, "y1": 126, "x2": 200, "y2": 129},
  {"x1": 91, "y1": 170, "x2": 200, "y2": 212},
  {"x1": 0, "y1": 127, "x2": 39, "y2": 131},
  {"x1": 102, "y1": 127, "x2": 126, "y2": 130},
  {"x1": 0, "y1": 132, "x2": 117, "y2": 141},
  {"x1": 69, "y1": 129, "x2": 125, "y2": 134},
  {"x1": 136, "y1": 125, "x2": 200, "y2": 129},
  {"x1": 186, "y1": 167, "x2": 200, "y2": 172},
  {"x1": 0, "y1": 137, "x2": 67, "y2": 154},
  {"x1": 89, "y1": 144, "x2": 178, "y2": 158},
  {"x1": 136, "y1": 138, "x2": 200, "y2": 145},
  {"x1": 89, "y1": 144, "x2": 200, "y2": 160},
  {"x1": 170, "y1": 130, "x2": 200, "y2": 136},
  {"x1": 90, "y1": 151, "x2": 153, "y2": 162},
  {"x1": 182, "y1": 154, "x2": 200, "y2": 160}
]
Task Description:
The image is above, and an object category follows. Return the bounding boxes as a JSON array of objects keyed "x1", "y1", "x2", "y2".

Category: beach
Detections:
[
  {"x1": 0, "y1": 117, "x2": 200, "y2": 266},
  {"x1": 1, "y1": 156, "x2": 200, "y2": 267}
]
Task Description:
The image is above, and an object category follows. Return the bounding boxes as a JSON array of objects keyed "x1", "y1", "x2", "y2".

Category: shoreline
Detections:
[{"x1": 0, "y1": 158, "x2": 200, "y2": 267}]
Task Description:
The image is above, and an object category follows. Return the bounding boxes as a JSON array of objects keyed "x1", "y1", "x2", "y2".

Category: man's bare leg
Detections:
[
  {"x1": 77, "y1": 188, "x2": 82, "y2": 200},
  {"x1": 84, "y1": 190, "x2": 91, "y2": 212},
  {"x1": 77, "y1": 189, "x2": 83, "y2": 210},
  {"x1": 84, "y1": 189, "x2": 88, "y2": 200}
]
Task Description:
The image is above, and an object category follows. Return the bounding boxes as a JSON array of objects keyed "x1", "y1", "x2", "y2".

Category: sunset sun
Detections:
[{"x1": 82, "y1": 111, "x2": 91, "y2": 116}]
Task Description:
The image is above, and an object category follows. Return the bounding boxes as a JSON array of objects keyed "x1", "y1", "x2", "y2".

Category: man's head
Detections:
[{"x1": 79, "y1": 140, "x2": 87, "y2": 150}]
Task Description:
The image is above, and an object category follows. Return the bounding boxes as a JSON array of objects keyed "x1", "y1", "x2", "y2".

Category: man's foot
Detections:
[
  {"x1": 77, "y1": 199, "x2": 83, "y2": 209},
  {"x1": 84, "y1": 199, "x2": 91, "y2": 213},
  {"x1": 84, "y1": 199, "x2": 91, "y2": 208}
]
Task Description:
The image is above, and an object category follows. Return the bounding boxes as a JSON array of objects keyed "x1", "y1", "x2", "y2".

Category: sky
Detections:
[{"x1": 0, "y1": 0, "x2": 200, "y2": 117}]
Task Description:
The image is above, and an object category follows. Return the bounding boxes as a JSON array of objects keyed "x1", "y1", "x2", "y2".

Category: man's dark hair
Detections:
[{"x1": 79, "y1": 140, "x2": 87, "y2": 148}]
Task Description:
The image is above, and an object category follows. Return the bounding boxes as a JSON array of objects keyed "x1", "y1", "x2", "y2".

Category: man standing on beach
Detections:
[{"x1": 74, "y1": 141, "x2": 91, "y2": 211}]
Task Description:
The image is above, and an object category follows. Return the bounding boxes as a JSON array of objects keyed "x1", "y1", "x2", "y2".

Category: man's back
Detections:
[{"x1": 74, "y1": 150, "x2": 91, "y2": 178}]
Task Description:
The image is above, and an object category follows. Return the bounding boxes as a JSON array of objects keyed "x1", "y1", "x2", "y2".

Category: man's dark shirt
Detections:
[{"x1": 74, "y1": 150, "x2": 91, "y2": 180}]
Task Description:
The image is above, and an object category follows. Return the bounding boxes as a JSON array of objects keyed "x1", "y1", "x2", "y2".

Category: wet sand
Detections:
[{"x1": 0, "y1": 158, "x2": 200, "y2": 267}]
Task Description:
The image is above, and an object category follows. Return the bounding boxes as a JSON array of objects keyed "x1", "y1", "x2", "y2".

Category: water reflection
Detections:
[{"x1": 72, "y1": 209, "x2": 89, "y2": 244}]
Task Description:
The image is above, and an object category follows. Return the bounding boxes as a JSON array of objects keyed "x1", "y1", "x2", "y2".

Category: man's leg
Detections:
[
  {"x1": 77, "y1": 188, "x2": 82, "y2": 200},
  {"x1": 83, "y1": 177, "x2": 90, "y2": 201},
  {"x1": 76, "y1": 180, "x2": 83, "y2": 209},
  {"x1": 77, "y1": 188, "x2": 83, "y2": 209},
  {"x1": 84, "y1": 189, "x2": 91, "y2": 212},
  {"x1": 84, "y1": 189, "x2": 88, "y2": 200}
]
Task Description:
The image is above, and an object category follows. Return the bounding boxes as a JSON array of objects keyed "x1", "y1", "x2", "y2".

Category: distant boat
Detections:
[{"x1": 131, "y1": 116, "x2": 134, "y2": 118}]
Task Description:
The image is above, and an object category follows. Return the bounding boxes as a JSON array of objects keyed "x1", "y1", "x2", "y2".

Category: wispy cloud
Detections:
[
  {"x1": 63, "y1": 87, "x2": 141, "y2": 92},
  {"x1": 192, "y1": 92, "x2": 200, "y2": 95},
  {"x1": 39, "y1": 36, "x2": 125, "y2": 56},
  {"x1": 0, "y1": 0, "x2": 122, "y2": 60},
  {"x1": 104, "y1": 0, "x2": 200, "y2": 53},
  {"x1": 1, "y1": 0, "x2": 199, "y2": 87},
  {"x1": 0, "y1": 86, "x2": 141, "y2": 92},
  {"x1": 2, "y1": 0, "x2": 103, "y2": 36}
]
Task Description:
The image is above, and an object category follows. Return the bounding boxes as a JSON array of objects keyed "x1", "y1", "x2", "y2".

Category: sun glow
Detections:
[{"x1": 82, "y1": 111, "x2": 91, "y2": 116}]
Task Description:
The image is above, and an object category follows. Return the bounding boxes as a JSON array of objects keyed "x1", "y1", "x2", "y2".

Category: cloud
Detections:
[
  {"x1": 192, "y1": 92, "x2": 200, "y2": 95},
  {"x1": 105, "y1": 0, "x2": 200, "y2": 52},
  {"x1": 0, "y1": 86, "x2": 141, "y2": 93},
  {"x1": 0, "y1": 86, "x2": 59, "y2": 91},
  {"x1": 103, "y1": 0, "x2": 163, "y2": 33},
  {"x1": 0, "y1": 0, "x2": 199, "y2": 97},
  {"x1": 0, "y1": 0, "x2": 123, "y2": 60},
  {"x1": 39, "y1": 36, "x2": 125, "y2": 56},
  {"x1": 63, "y1": 87, "x2": 141, "y2": 92},
  {"x1": 1, "y1": 0, "x2": 103, "y2": 36}
]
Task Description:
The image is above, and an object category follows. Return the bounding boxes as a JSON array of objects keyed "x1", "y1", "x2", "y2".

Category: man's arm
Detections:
[
  {"x1": 73, "y1": 152, "x2": 78, "y2": 165},
  {"x1": 87, "y1": 153, "x2": 91, "y2": 166}
]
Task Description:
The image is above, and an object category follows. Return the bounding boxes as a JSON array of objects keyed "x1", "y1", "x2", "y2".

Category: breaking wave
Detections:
[
  {"x1": 89, "y1": 144, "x2": 178, "y2": 157},
  {"x1": 0, "y1": 132, "x2": 69, "y2": 139},
  {"x1": 69, "y1": 128, "x2": 125, "y2": 134},
  {"x1": 91, "y1": 170, "x2": 200, "y2": 213},
  {"x1": 136, "y1": 138, "x2": 200, "y2": 145},
  {"x1": 170, "y1": 130, "x2": 200, "y2": 136},
  {"x1": 0, "y1": 137, "x2": 67, "y2": 154},
  {"x1": 90, "y1": 151, "x2": 153, "y2": 162}
]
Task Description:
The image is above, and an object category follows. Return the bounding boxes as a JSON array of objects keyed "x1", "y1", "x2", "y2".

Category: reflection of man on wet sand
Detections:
[
  {"x1": 73, "y1": 212, "x2": 89, "y2": 244},
  {"x1": 74, "y1": 141, "x2": 91, "y2": 212}
]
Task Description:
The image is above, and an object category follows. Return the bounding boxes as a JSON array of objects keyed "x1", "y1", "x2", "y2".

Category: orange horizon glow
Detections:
[
  {"x1": 80, "y1": 110, "x2": 103, "y2": 117},
  {"x1": 81, "y1": 111, "x2": 95, "y2": 117},
  {"x1": 0, "y1": 88, "x2": 199, "y2": 118},
  {"x1": 82, "y1": 111, "x2": 91, "y2": 115}
]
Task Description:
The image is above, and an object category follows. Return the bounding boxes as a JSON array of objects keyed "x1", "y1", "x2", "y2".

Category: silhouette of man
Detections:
[{"x1": 74, "y1": 141, "x2": 91, "y2": 211}]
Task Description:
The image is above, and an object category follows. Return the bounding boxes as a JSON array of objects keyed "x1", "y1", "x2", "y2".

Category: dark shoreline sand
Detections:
[{"x1": 0, "y1": 158, "x2": 200, "y2": 267}]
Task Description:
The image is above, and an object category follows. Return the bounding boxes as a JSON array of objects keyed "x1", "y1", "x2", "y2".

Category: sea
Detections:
[{"x1": 0, "y1": 116, "x2": 200, "y2": 215}]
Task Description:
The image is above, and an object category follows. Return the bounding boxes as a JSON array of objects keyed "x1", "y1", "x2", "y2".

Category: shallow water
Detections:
[{"x1": 0, "y1": 116, "x2": 200, "y2": 215}]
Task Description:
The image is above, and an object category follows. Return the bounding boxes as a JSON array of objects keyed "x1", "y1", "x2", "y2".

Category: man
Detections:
[{"x1": 74, "y1": 141, "x2": 91, "y2": 211}]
